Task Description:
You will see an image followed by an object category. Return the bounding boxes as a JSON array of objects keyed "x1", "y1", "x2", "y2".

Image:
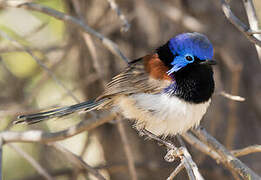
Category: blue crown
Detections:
[{"x1": 169, "y1": 32, "x2": 213, "y2": 60}]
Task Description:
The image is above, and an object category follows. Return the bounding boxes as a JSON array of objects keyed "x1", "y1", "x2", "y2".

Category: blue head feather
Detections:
[{"x1": 167, "y1": 32, "x2": 213, "y2": 74}]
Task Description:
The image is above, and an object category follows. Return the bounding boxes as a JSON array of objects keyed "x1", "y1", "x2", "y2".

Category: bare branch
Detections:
[
  {"x1": 140, "y1": 129, "x2": 176, "y2": 150},
  {"x1": 8, "y1": 144, "x2": 54, "y2": 180},
  {"x1": 117, "y1": 120, "x2": 138, "y2": 180},
  {"x1": 141, "y1": 129, "x2": 204, "y2": 180},
  {"x1": 3, "y1": 2, "x2": 129, "y2": 63},
  {"x1": 51, "y1": 143, "x2": 106, "y2": 180},
  {"x1": 242, "y1": 0, "x2": 261, "y2": 63},
  {"x1": 247, "y1": 30, "x2": 261, "y2": 35},
  {"x1": 177, "y1": 136, "x2": 204, "y2": 180},
  {"x1": 220, "y1": 0, "x2": 261, "y2": 48},
  {"x1": 0, "y1": 113, "x2": 115, "y2": 143},
  {"x1": 183, "y1": 132, "x2": 261, "y2": 180},
  {"x1": 167, "y1": 162, "x2": 184, "y2": 180},
  {"x1": 219, "y1": 91, "x2": 245, "y2": 102},
  {"x1": 192, "y1": 126, "x2": 261, "y2": 180},
  {"x1": 182, "y1": 132, "x2": 220, "y2": 161},
  {"x1": 107, "y1": 0, "x2": 130, "y2": 32},
  {"x1": 232, "y1": 145, "x2": 261, "y2": 157}
]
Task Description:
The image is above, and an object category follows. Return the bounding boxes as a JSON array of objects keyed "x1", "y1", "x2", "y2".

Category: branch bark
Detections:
[
  {"x1": 0, "y1": 114, "x2": 115, "y2": 143},
  {"x1": 192, "y1": 126, "x2": 261, "y2": 180},
  {"x1": 242, "y1": 0, "x2": 261, "y2": 63},
  {"x1": 220, "y1": 0, "x2": 261, "y2": 48}
]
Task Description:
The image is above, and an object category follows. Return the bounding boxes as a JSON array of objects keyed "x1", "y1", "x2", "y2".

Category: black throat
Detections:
[{"x1": 170, "y1": 64, "x2": 214, "y2": 103}]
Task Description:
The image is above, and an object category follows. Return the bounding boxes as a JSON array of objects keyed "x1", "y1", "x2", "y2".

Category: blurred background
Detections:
[{"x1": 0, "y1": 0, "x2": 261, "y2": 179}]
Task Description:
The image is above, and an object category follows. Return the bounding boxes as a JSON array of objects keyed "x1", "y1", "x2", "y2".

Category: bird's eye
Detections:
[{"x1": 185, "y1": 55, "x2": 193, "y2": 61}]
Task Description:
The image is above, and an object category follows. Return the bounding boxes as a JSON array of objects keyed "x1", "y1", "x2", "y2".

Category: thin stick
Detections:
[
  {"x1": 177, "y1": 136, "x2": 204, "y2": 180},
  {"x1": 242, "y1": 0, "x2": 261, "y2": 63},
  {"x1": 182, "y1": 132, "x2": 220, "y2": 161},
  {"x1": 193, "y1": 126, "x2": 261, "y2": 180},
  {"x1": 107, "y1": 0, "x2": 130, "y2": 32},
  {"x1": 167, "y1": 162, "x2": 184, "y2": 180},
  {"x1": 140, "y1": 129, "x2": 176, "y2": 150},
  {"x1": 8, "y1": 144, "x2": 54, "y2": 180},
  {"x1": 71, "y1": 0, "x2": 105, "y2": 86},
  {"x1": 219, "y1": 91, "x2": 245, "y2": 102},
  {"x1": 51, "y1": 143, "x2": 106, "y2": 180},
  {"x1": 183, "y1": 131, "x2": 244, "y2": 180},
  {"x1": 117, "y1": 121, "x2": 138, "y2": 180},
  {"x1": 220, "y1": 0, "x2": 261, "y2": 47},
  {"x1": 248, "y1": 30, "x2": 261, "y2": 34},
  {"x1": 141, "y1": 130, "x2": 203, "y2": 180},
  {"x1": 232, "y1": 145, "x2": 261, "y2": 157},
  {"x1": 0, "y1": 113, "x2": 115, "y2": 143}
]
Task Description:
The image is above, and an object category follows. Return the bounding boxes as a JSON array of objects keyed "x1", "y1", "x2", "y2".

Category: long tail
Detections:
[{"x1": 14, "y1": 99, "x2": 105, "y2": 125}]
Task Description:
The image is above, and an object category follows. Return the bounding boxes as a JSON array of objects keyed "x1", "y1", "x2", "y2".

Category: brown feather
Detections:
[
  {"x1": 97, "y1": 54, "x2": 172, "y2": 100},
  {"x1": 143, "y1": 54, "x2": 172, "y2": 80}
]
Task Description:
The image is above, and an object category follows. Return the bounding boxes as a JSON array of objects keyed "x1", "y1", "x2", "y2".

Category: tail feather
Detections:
[{"x1": 14, "y1": 100, "x2": 105, "y2": 125}]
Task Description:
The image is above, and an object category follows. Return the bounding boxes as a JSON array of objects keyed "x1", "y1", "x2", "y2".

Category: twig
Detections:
[
  {"x1": 116, "y1": 120, "x2": 138, "y2": 180},
  {"x1": 3, "y1": 2, "x2": 129, "y2": 63},
  {"x1": 247, "y1": 30, "x2": 261, "y2": 35},
  {"x1": 166, "y1": 162, "x2": 184, "y2": 180},
  {"x1": 51, "y1": 143, "x2": 106, "y2": 180},
  {"x1": 177, "y1": 136, "x2": 204, "y2": 180},
  {"x1": 141, "y1": 130, "x2": 203, "y2": 180},
  {"x1": 182, "y1": 132, "x2": 220, "y2": 161},
  {"x1": 0, "y1": 29, "x2": 80, "y2": 103},
  {"x1": 70, "y1": 0, "x2": 106, "y2": 88},
  {"x1": 183, "y1": 132, "x2": 242, "y2": 180},
  {"x1": 8, "y1": 144, "x2": 54, "y2": 180},
  {"x1": 219, "y1": 0, "x2": 261, "y2": 47},
  {"x1": 24, "y1": 45, "x2": 74, "y2": 105},
  {"x1": 0, "y1": 113, "x2": 115, "y2": 143},
  {"x1": 232, "y1": 145, "x2": 261, "y2": 157},
  {"x1": 107, "y1": 0, "x2": 130, "y2": 32},
  {"x1": 219, "y1": 91, "x2": 245, "y2": 102},
  {"x1": 140, "y1": 129, "x2": 176, "y2": 150},
  {"x1": 192, "y1": 126, "x2": 261, "y2": 180},
  {"x1": 242, "y1": 0, "x2": 261, "y2": 63}
]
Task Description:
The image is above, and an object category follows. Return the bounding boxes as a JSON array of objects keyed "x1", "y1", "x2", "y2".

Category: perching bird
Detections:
[{"x1": 15, "y1": 32, "x2": 216, "y2": 137}]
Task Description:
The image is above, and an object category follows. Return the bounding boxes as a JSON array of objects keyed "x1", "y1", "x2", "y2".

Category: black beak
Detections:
[{"x1": 200, "y1": 59, "x2": 217, "y2": 65}]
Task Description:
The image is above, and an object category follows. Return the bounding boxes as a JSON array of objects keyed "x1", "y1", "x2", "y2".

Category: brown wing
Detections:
[{"x1": 97, "y1": 54, "x2": 172, "y2": 100}]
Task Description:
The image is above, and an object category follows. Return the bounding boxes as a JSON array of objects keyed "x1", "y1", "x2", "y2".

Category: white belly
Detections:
[{"x1": 115, "y1": 93, "x2": 210, "y2": 137}]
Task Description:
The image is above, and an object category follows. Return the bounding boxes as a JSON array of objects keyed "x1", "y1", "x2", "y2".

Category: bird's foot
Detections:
[
  {"x1": 140, "y1": 129, "x2": 175, "y2": 147},
  {"x1": 164, "y1": 147, "x2": 184, "y2": 162},
  {"x1": 140, "y1": 129, "x2": 184, "y2": 162}
]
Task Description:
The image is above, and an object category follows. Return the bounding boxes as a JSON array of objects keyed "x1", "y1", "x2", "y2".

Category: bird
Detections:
[{"x1": 15, "y1": 32, "x2": 216, "y2": 137}]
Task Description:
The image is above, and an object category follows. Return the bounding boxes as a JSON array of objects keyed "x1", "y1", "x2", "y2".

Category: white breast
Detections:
[{"x1": 114, "y1": 93, "x2": 210, "y2": 137}]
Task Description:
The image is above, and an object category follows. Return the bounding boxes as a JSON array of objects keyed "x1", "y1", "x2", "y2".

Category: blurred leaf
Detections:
[{"x1": 1, "y1": 52, "x2": 39, "y2": 78}]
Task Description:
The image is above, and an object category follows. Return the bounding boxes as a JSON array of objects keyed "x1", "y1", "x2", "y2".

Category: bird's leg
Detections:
[{"x1": 140, "y1": 129, "x2": 183, "y2": 162}]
